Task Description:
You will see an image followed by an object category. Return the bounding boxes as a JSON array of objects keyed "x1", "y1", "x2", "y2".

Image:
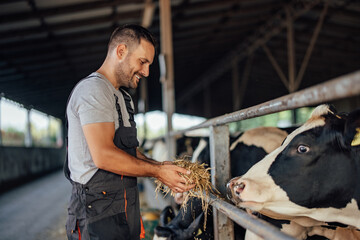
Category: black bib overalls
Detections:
[{"x1": 64, "y1": 86, "x2": 144, "y2": 240}]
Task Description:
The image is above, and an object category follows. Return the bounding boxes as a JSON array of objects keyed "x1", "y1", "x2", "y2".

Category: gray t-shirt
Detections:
[{"x1": 66, "y1": 72, "x2": 135, "y2": 184}]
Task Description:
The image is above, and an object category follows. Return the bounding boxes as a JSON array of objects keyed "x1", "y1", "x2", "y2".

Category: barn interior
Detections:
[{"x1": 1, "y1": 0, "x2": 359, "y2": 122}]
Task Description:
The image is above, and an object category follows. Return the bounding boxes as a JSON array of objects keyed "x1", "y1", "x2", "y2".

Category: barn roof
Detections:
[{"x1": 1, "y1": 0, "x2": 359, "y2": 121}]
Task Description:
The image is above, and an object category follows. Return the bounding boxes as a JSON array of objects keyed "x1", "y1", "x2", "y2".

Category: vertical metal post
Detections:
[
  {"x1": 25, "y1": 108, "x2": 32, "y2": 147},
  {"x1": 48, "y1": 115, "x2": 52, "y2": 146},
  {"x1": 0, "y1": 95, "x2": 2, "y2": 145},
  {"x1": 159, "y1": 0, "x2": 176, "y2": 159},
  {"x1": 291, "y1": 109, "x2": 297, "y2": 125},
  {"x1": 140, "y1": 78, "x2": 148, "y2": 140},
  {"x1": 209, "y1": 125, "x2": 234, "y2": 240}
]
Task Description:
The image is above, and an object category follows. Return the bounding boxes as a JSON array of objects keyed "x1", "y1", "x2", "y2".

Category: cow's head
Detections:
[
  {"x1": 153, "y1": 198, "x2": 209, "y2": 240},
  {"x1": 227, "y1": 104, "x2": 360, "y2": 228}
]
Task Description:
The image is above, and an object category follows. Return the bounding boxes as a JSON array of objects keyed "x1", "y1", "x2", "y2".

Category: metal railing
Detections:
[
  {"x1": 170, "y1": 70, "x2": 360, "y2": 239},
  {"x1": 173, "y1": 70, "x2": 360, "y2": 135}
]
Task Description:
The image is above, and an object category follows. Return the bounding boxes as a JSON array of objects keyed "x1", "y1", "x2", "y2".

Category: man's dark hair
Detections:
[{"x1": 108, "y1": 24, "x2": 157, "y2": 52}]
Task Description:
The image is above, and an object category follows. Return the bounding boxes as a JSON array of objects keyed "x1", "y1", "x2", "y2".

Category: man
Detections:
[{"x1": 64, "y1": 24, "x2": 194, "y2": 240}]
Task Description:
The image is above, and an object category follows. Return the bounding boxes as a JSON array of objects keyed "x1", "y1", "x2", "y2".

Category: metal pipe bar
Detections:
[
  {"x1": 170, "y1": 70, "x2": 360, "y2": 239},
  {"x1": 171, "y1": 70, "x2": 360, "y2": 136},
  {"x1": 208, "y1": 194, "x2": 296, "y2": 240}
]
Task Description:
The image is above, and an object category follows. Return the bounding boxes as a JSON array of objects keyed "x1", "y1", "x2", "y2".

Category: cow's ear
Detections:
[{"x1": 344, "y1": 108, "x2": 360, "y2": 147}]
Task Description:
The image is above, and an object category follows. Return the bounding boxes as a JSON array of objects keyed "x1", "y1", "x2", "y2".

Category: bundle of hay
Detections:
[{"x1": 155, "y1": 158, "x2": 220, "y2": 229}]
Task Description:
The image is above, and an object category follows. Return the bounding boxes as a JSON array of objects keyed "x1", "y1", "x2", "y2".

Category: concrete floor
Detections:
[
  {"x1": 0, "y1": 170, "x2": 71, "y2": 240},
  {"x1": 0, "y1": 171, "x2": 173, "y2": 240}
]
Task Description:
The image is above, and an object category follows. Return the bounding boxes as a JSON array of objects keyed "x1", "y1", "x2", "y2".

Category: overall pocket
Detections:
[
  {"x1": 85, "y1": 189, "x2": 123, "y2": 220},
  {"x1": 86, "y1": 187, "x2": 137, "y2": 239},
  {"x1": 120, "y1": 133, "x2": 138, "y2": 148},
  {"x1": 66, "y1": 214, "x2": 81, "y2": 240},
  {"x1": 88, "y1": 212, "x2": 130, "y2": 240}
]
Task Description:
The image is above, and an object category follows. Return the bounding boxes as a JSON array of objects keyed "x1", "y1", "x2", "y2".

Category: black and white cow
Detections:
[
  {"x1": 141, "y1": 135, "x2": 202, "y2": 162},
  {"x1": 154, "y1": 198, "x2": 210, "y2": 240},
  {"x1": 227, "y1": 104, "x2": 360, "y2": 240},
  {"x1": 154, "y1": 126, "x2": 289, "y2": 240}
]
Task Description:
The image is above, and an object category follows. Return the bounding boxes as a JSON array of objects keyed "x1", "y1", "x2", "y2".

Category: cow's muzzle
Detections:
[{"x1": 226, "y1": 176, "x2": 245, "y2": 204}]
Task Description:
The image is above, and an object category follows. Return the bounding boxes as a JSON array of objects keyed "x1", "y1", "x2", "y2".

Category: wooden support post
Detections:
[
  {"x1": 177, "y1": 1, "x2": 321, "y2": 106},
  {"x1": 141, "y1": 0, "x2": 155, "y2": 28},
  {"x1": 204, "y1": 85, "x2": 211, "y2": 118},
  {"x1": 159, "y1": 0, "x2": 176, "y2": 159},
  {"x1": 238, "y1": 55, "x2": 254, "y2": 110},
  {"x1": 262, "y1": 45, "x2": 290, "y2": 92},
  {"x1": 295, "y1": 3, "x2": 328, "y2": 91},
  {"x1": 232, "y1": 57, "x2": 240, "y2": 111},
  {"x1": 286, "y1": 6, "x2": 296, "y2": 93},
  {"x1": 210, "y1": 125, "x2": 234, "y2": 240},
  {"x1": 233, "y1": 55, "x2": 255, "y2": 112}
]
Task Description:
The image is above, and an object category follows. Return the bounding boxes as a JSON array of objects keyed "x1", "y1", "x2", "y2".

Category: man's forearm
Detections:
[
  {"x1": 92, "y1": 145, "x2": 161, "y2": 178},
  {"x1": 136, "y1": 149, "x2": 162, "y2": 164}
]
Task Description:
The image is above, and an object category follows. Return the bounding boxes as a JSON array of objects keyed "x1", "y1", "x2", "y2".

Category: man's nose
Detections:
[{"x1": 139, "y1": 65, "x2": 150, "y2": 78}]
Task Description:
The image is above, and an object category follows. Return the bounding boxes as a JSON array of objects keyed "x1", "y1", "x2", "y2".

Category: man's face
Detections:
[{"x1": 116, "y1": 39, "x2": 155, "y2": 89}]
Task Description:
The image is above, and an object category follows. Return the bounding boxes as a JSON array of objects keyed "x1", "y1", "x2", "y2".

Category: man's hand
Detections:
[{"x1": 156, "y1": 164, "x2": 195, "y2": 193}]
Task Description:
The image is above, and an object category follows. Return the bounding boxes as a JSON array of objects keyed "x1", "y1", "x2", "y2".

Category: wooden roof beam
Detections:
[
  {"x1": 0, "y1": 10, "x2": 142, "y2": 39},
  {"x1": 177, "y1": 0, "x2": 322, "y2": 107},
  {"x1": 0, "y1": 0, "x2": 143, "y2": 24}
]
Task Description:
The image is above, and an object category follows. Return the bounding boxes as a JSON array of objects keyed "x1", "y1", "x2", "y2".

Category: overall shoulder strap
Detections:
[
  {"x1": 114, "y1": 94, "x2": 124, "y2": 127},
  {"x1": 119, "y1": 88, "x2": 136, "y2": 127}
]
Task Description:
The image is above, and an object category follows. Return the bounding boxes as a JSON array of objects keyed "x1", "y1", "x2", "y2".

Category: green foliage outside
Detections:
[
  {"x1": 31, "y1": 118, "x2": 62, "y2": 148},
  {"x1": 229, "y1": 107, "x2": 314, "y2": 133},
  {"x1": 1, "y1": 127, "x2": 25, "y2": 146},
  {"x1": 1, "y1": 113, "x2": 62, "y2": 148},
  {"x1": 137, "y1": 122, "x2": 166, "y2": 140},
  {"x1": 136, "y1": 107, "x2": 315, "y2": 140}
]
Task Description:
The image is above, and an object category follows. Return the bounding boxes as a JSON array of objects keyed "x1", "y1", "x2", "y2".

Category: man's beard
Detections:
[{"x1": 116, "y1": 60, "x2": 136, "y2": 89}]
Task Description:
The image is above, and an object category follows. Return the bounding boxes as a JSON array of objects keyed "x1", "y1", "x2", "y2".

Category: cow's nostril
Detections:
[
  {"x1": 226, "y1": 181, "x2": 233, "y2": 189},
  {"x1": 234, "y1": 182, "x2": 245, "y2": 195}
]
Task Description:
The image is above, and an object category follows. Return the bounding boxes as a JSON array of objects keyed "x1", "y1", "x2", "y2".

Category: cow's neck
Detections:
[{"x1": 262, "y1": 199, "x2": 360, "y2": 229}]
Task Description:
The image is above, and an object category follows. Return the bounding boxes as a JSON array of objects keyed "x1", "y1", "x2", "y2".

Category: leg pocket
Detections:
[
  {"x1": 66, "y1": 214, "x2": 80, "y2": 240},
  {"x1": 88, "y1": 212, "x2": 130, "y2": 240},
  {"x1": 86, "y1": 190, "x2": 125, "y2": 219}
]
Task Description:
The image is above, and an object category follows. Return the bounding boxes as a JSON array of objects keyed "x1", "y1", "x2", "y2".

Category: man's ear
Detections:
[
  {"x1": 116, "y1": 44, "x2": 128, "y2": 60},
  {"x1": 344, "y1": 108, "x2": 360, "y2": 147}
]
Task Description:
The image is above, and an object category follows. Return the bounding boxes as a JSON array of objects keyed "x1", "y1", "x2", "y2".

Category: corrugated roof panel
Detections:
[
  {"x1": 0, "y1": 19, "x2": 41, "y2": 32},
  {"x1": 0, "y1": 1, "x2": 31, "y2": 14},
  {"x1": 35, "y1": 0, "x2": 96, "y2": 8},
  {"x1": 0, "y1": 32, "x2": 47, "y2": 45},
  {"x1": 116, "y1": 3, "x2": 145, "y2": 13},
  {"x1": 45, "y1": 8, "x2": 112, "y2": 24},
  {"x1": 53, "y1": 22, "x2": 112, "y2": 35}
]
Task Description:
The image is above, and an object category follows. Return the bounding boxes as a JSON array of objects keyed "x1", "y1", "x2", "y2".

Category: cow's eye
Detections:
[{"x1": 297, "y1": 145, "x2": 309, "y2": 153}]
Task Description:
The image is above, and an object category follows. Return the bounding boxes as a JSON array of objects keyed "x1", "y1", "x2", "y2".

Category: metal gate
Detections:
[{"x1": 169, "y1": 70, "x2": 360, "y2": 240}]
